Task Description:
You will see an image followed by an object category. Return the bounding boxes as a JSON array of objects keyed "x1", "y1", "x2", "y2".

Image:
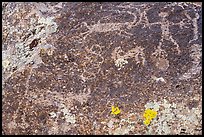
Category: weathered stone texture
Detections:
[{"x1": 2, "y1": 2, "x2": 202, "y2": 135}]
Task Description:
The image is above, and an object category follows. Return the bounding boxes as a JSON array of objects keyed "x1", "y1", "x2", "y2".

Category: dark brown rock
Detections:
[{"x1": 2, "y1": 2, "x2": 202, "y2": 135}]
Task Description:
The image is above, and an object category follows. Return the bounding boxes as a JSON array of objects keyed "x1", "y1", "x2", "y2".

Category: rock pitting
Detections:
[{"x1": 2, "y1": 2, "x2": 202, "y2": 135}]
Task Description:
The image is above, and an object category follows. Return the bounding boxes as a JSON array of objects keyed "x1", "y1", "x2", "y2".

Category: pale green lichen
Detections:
[
  {"x1": 146, "y1": 98, "x2": 202, "y2": 135},
  {"x1": 2, "y1": 59, "x2": 10, "y2": 69},
  {"x1": 112, "y1": 126, "x2": 131, "y2": 135},
  {"x1": 60, "y1": 105, "x2": 76, "y2": 124},
  {"x1": 115, "y1": 58, "x2": 128, "y2": 70},
  {"x1": 37, "y1": 16, "x2": 58, "y2": 36},
  {"x1": 145, "y1": 101, "x2": 160, "y2": 111}
]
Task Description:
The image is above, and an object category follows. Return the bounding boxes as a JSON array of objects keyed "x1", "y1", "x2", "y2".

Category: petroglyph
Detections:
[
  {"x1": 179, "y1": 44, "x2": 202, "y2": 80},
  {"x1": 188, "y1": 12, "x2": 200, "y2": 44},
  {"x1": 159, "y1": 12, "x2": 181, "y2": 54},
  {"x1": 112, "y1": 45, "x2": 146, "y2": 70},
  {"x1": 2, "y1": 2, "x2": 202, "y2": 135},
  {"x1": 151, "y1": 45, "x2": 170, "y2": 71},
  {"x1": 80, "y1": 11, "x2": 138, "y2": 39},
  {"x1": 77, "y1": 44, "x2": 105, "y2": 81},
  {"x1": 152, "y1": 45, "x2": 168, "y2": 58}
]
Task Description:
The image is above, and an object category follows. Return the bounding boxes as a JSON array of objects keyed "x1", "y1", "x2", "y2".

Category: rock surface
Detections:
[{"x1": 2, "y1": 2, "x2": 202, "y2": 135}]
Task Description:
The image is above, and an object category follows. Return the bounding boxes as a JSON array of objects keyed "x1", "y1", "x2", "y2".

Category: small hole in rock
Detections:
[{"x1": 175, "y1": 85, "x2": 180, "y2": 88}]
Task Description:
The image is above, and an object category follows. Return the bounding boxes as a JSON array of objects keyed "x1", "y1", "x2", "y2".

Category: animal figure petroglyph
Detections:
[{"x1": 80, "y1": 11, "x2": 138, "y2": 39}]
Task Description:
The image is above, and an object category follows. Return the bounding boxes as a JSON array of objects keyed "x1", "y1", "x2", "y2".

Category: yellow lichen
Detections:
[
  {"x1": 143, "y1": 109, "x2": 157, "y2": 126},
  {"x1": 111, "y1": 106, "x2": 121, "y2": 115}
]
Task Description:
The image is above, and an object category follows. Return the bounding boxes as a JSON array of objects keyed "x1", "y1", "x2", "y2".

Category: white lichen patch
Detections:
[
  {"x1": 37, "y1": 16, "x2": 58, "y2": 36},
  {"x1": 112, "y1": 126, "x2": 131, "y2": 135},
  {"x1": 107, "y1": 120, "x2": 114, "y2": 128},
  {"x1": 64, "y1": 114, "x2": 76, "y2": 124},
  {"x1": 60, "y1": 104, "x2": 76, "y2": 124},
  {"x1": 2, "y1": 3, "x2": 59, "y2": 86},
  {"x1": 145, "y1": 101, "x2": 160, "y2": 111},
  {"x1": 151, "y1": 76, "x2": 166, "y2": 83},
  {"x1": 2, "y1": 59, "x2": 10, "y2": 69},
  {"x1": 49, "y1": 112, "x2": 57, "y2": 118},
  {"x1": 115, "y1": 58, "x2": 128, "y2": 70},
  {"x1": 48, "y1": 103, "x2": 77, "y2": 134},
  {"x1": 146, "y1": 98, "x2": 202, "y2": 135}
]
